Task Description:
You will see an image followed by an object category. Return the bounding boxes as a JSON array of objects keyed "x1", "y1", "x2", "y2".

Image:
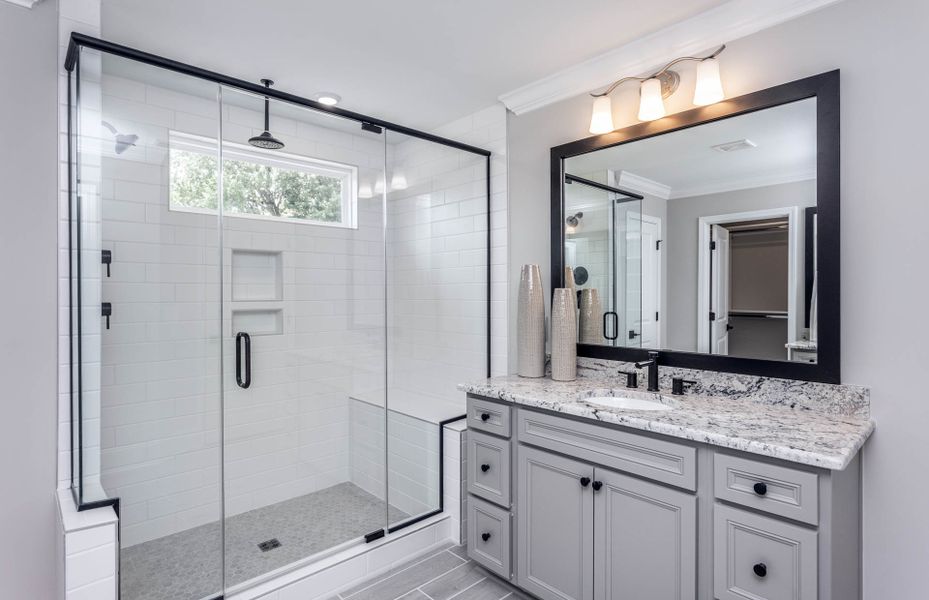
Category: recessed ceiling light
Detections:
[{"x1": 315, "y1": 92, "x2": 341, "y2": 106}]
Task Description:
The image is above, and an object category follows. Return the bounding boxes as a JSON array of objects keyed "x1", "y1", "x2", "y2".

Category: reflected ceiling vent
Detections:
[
  {"x1": 248, "y1": 79, "x2": 285, "y2": 150},
  {"x1": 711, "y1": 138, "x2": 757, "y2": 153}
]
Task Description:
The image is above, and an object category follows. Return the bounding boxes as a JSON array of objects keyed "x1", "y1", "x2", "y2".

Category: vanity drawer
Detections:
[
  {"x1": 467, "y1": 396, "x2": 511, "y2": 438},
  {"x1": 516, "y1": 408, "x2": 696, "y2": 491},
  {"x1": 714, "y1": 504, "x2": 818, "y2": 600},
  {"x1": 714, "y1": 453, "x2": 819, "y2": 525},
  {"x1": 467, "y1": 495, "x2": 512, "y2": 580},
  {"x1": 467, "y1": 430, "x2": 511, "y2": 506}
]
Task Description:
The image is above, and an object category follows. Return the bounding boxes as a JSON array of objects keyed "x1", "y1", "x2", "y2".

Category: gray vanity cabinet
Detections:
[
  {"x1": 516, "y1": 444, "x2": 594, "y2": 600},
  {"x1": 594, "y1": 468, "x2": 696, "y2": 600}
]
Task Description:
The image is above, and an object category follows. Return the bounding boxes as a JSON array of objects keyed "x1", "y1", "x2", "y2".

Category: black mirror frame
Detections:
[{"x1": 551, "y1": 70, "x2": 840, "y2": 383}]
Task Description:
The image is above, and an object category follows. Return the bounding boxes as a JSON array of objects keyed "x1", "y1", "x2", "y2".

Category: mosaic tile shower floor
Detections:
[{"x1": 120, "y1": 482, "x2": 409, "y2": 600}]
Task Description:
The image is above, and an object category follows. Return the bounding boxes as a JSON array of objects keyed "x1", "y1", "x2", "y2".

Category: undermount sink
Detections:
[{"x1": 582, "y1": 396, "x2": 674, "y2": 411}]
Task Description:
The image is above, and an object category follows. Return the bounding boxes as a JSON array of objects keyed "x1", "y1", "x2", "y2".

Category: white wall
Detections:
[
  {"x1": 0, "y1": 1, "x2": 60, "y2": 598},
  {"x1": 506, "y1": 0, "x2": 929, "y2": 595}
]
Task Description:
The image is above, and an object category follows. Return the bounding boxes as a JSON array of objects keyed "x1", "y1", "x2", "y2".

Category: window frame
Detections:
[{"x1": 168, "y1": 130, "x2": 359, "y2": 229}]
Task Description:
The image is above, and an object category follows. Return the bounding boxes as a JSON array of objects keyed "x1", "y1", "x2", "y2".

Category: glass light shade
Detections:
[
  {"x1": 390, "y1": 173, "x2": 408, "y2": 190},
  {"x1": 358, "y1": 184, "x2": 373, "y2": 199},
  {"x1": 374, "y1": 177, "x2": 385, "y2": 194},
  {"x1": 693, "y1": 58, "x2": 724, "y2": 106},
  {"x1": 637, "y1": 78, "x2": 666, "y2": 121},
  {"x1": 588, "y1": 96, "x2": 615, "y2": 134}
]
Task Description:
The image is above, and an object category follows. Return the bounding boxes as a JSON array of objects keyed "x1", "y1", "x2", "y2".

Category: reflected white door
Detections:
[
  {"x1": 710, "y1": 224, "x2": 730, "y2": 355},
  {"x1": 639, "y1": 216, "x2": 661, "y2": 349}
]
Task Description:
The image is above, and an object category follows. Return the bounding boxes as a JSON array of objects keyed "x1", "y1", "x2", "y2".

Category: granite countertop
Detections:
[{"x1": 458, "y1": 368, "x2": 873, "y2": 471}]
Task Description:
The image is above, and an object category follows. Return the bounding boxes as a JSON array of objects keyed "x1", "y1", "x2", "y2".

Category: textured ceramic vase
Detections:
[
  {"x1": 550, "y1": 288, "x2": 577, "y2": 381},
  {"x1": 517, "y1": 264, "x2": 545, "y2": 377},
  {"x1": 564, "y1": 267, "x2": 577, "y2": 319},
  {"x1": 578, "y1": 288, "x2": 603, "y2": 344}
]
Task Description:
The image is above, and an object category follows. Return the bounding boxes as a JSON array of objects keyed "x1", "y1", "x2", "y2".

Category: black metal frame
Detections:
[
  {"x1": 551, "y1": 71, "x2": 840, "y2": 383},
  {"x1": 65, "y1": 29, "x2": 491, "y2": 575}
]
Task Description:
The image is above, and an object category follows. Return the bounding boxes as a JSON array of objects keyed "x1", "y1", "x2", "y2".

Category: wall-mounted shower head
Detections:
[
  {"x1": 248, "y1": 79, "x2": 285, "y2": 150},
  {"x1": 101, "y1": 121, "x2": 138, "y2": 154}
]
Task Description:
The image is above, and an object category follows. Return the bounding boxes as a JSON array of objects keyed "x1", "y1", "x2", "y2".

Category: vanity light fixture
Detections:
[
  {"x1": 588, "y1": 45, "x2": 727, "y2": 133},
  {"x1": 390, "y1": 172, "x2": 408, "y2": 190}
]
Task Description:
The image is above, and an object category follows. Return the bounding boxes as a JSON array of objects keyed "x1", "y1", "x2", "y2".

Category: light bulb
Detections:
[
  {"x1": 693, "y1": 58, "x2": 724, "y2": 106},
  {"x1": 588, "y1": 96, "x2": 615, "y2": 134},
  {"x1": 637, "y1": 78, "x2": 666, "y2": 121},
  {"x1": 390, "y1": 173, "x2": 407, "y2": 190}
]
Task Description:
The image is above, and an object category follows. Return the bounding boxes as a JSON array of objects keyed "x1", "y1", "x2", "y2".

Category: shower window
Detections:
[{"x1": 169, "y1": 131, "x2": 358, "y2": 228}]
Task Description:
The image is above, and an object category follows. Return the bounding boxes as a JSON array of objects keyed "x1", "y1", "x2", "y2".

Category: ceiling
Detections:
[
  {"x1": 101, "y1": 0, "x2": 727, "y2": 129},
  {"x1": 565, "y1": 97, "x2": 817, "y2": 199}
]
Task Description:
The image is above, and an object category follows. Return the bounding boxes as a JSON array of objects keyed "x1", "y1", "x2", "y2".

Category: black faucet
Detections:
[{"x1": 635, "y1": 351, "x2": 660, "y2": 392}]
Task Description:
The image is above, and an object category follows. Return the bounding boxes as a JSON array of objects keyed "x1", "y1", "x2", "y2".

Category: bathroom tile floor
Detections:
[
  {"x1": 120, "y1": 482, "x2": 409, "y2": 600},
  {"x1": 330, "y1": 544, "x2": 530, "y2": 600}
]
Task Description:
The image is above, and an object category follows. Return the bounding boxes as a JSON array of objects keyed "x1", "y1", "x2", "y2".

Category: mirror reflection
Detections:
[{"x1": 564, "y1": 97, "x2": 818, "y2": 363}]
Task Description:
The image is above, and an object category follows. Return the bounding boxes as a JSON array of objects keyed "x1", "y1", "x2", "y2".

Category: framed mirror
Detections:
[{"x1": 551, "y1": 71, "x2": 839, "y2": 383}]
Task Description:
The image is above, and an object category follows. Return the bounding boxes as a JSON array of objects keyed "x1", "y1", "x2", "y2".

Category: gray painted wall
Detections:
[
  {"x1": 665, "y1": 180, "x2": 815, "y2": 351},
  {"x1": 0, "y1": 1, "x2": 61, "y2": 598},
  {"x1": 506, "y1": 0, "x2": 929, "y2": 596}
]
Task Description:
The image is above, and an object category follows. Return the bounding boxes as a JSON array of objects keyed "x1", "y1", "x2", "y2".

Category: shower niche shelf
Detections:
[
  {"x1": 231, "y1": 307, "x2": 284, "y2": 336},
  {"x1": 232, "y1": 249, "x2": 283, "y2": 302}
]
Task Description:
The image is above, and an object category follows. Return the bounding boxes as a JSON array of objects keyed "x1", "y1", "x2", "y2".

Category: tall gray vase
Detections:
[
  {"x1": 551, "y1": 288, "x2": 577, "y2": 381},
  {"x1": 517, "y1": 264, "x2": 545, "y2": 378},
  {"x1": 578, "y1": 288, "x2": 603, "y2": 344}
]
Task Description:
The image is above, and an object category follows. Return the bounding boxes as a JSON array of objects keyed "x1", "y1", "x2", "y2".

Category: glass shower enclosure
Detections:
[{"x1": 66, "y1": 34, "x2": 490, "y2": 600}]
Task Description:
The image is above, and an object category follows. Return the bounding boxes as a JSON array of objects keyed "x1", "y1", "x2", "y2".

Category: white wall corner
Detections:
[
  {"x1": 497, "y1": 0, "x2": 847, "y2": 115},
  {"x1": 2, "y1": 0, "x2": 43, "y2": 8}
]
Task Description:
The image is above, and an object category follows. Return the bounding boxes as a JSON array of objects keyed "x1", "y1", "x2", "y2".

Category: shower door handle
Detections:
[{"x1": 236, "y1": 332, "x2": 251, "y2": 389}]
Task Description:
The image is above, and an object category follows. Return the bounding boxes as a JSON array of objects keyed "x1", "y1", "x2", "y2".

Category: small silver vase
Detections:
[{"x1": 551, "y1": 288, "x2": 577, "y2": 381}]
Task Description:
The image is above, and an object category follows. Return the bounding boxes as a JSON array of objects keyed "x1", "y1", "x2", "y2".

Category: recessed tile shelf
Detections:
[
  {"x1": 231, "y1": 249, "x2": 282, "y2": 302},
  {"x1": 231, "y1": 308, "x2": 283, "y2": 336}
]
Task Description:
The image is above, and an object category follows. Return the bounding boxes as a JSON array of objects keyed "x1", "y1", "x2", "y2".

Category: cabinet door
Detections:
[
  {"x1": 594, "y1": 467, "x2": 696, "y2": 600},
  {"x1": 517, "y1": 445, "x2": 594, "y2": 600}
]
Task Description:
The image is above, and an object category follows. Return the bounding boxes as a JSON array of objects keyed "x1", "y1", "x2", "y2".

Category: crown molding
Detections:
[
  {"x1": 499, "y1": 0, "x2": 845, "y2": 115},
  {"x1": 2, "y1": 0, "x2": 43, "y2": 7},
  {"x1": 617, "y1": 171, "x2": 672, "y2": 200},
  {"x1": 670, "y1": 168, "x2": 816, "y2": 200}
]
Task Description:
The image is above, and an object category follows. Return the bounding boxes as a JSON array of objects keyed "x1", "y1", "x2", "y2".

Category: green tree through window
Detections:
[{"x1": 169, "y1": 134, "x2": 352, "y2": 226}]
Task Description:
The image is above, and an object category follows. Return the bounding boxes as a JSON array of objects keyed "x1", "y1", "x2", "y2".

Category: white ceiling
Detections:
[
  {"x1": 565, "y1": 97, "x2": 817, "y2": 199},
  {"x1": 101, "y1": 0, "x2": 726, "y2": 129}
]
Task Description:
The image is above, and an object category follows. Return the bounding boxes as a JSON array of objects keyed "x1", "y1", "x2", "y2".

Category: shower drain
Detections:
[{"x1": 257, "y1": 538, "x2": 282, "y2": 552}]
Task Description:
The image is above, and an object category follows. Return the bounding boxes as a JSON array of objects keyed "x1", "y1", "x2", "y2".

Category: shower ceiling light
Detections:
[
  {"x1": 315, "y1": 92, "x2": 341, "y2": 106},
  {"x1": 588, "y1": 45, "x2": 726, "y2": 130}
]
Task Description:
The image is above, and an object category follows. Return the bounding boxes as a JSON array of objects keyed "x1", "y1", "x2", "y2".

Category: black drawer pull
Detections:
[
  {"x1": 753, "y1": 563, "x2": 767, "y2": 578},
  {"x1": 480, "y1": 412, "x2": 490, "y2": 422},
  {"x1": 592, "y1": 481, "x2": 603, "y2": 491},
  {"x1": 480, "y1": 463, "x2": 490, "y2": 473},
  {"x1": 481, "y1": 532, "x2": 491, "y2": 542},
  {"x1": 753, "y1": 482, "x2": 768, "y2": 496},
  {"x1": 580, "y1": 476, "x2": 591, "y2": 487}
]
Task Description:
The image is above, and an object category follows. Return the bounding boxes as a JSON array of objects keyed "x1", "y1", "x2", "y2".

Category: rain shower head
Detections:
[{"x1": 248, "y1": 79, "x2": 285, "y2": 150}]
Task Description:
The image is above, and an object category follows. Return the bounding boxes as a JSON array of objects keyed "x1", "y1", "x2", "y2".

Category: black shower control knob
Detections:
[
  {"x1": 481, "y1": 532, "x2": 491, "y2": 542},
  {"x1": 481, "y1": 464, "x2": 490, "y2": 473},
  {"x1": 580, "y1": 476, "x2": 591, "y2": 487},
  {"x1": 480, "y1": 413, "x2": 490, "y2": 421},
  {"x1": 753, "y1": 482, "x2": 768, "y2": 496},
  {"x1": 753, "y1": 563, "x2": 767, "y2": 578}
]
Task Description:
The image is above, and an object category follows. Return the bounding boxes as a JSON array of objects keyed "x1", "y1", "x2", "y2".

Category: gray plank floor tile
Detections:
[
  {"x1": 397, "y1": 592, "x2": 430, "y2": 600},
  {"x1": 344, "y1": 552, "x2": 465, "y2": 600},
  {"x1": 420, "y1": 561, "x2": 486, "y2": 600},
  {"x1": 448, "y1": 545, "x2": 469, "y2": 560},
  {"x1": 339, "y1": 546, "x2": 461, "y2": 597},
  {"x1": 449, "y1": 575, "x2": 513, "y2": 600}
]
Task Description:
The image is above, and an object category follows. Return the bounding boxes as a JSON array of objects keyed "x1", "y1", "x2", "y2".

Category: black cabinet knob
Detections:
[
  {"x1": 480, "y1": 412, "x2": 490, "y2": 422},
  {"x1": 480, "y1": 463, "x2": 490, "y2": 473},
  {"x1": 753, "y1": 482, "x2": 768, "y2": 496},
  {"x1": 753, "y1": 563, "x2": 767, "y2": 578},
  {"x1": 580, "y1": 476, "x2": 591, "y2": 487},
  {"x1": 592, "y1": 481, "x2": 603, "y2": 491},
  {"x1": 481, "y1": 532, "x2": 491, "y2": 542}
]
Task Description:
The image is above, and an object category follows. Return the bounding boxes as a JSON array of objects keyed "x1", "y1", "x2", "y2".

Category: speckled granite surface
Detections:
[{"x1": 459, "y1": 358, "x2": 873, "y2": 470}]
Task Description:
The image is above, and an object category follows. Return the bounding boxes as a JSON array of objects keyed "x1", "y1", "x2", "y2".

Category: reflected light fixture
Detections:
[
  {"x1": 390, "y1": 172, "x2": 408, "y2": 190},
  {"x1": 588, "y1": 44, "x2": 726, "y2": 132},
  {"x1": 358, "y1": 183, "x2": 373, "y2": 199},
  {"x1": 315, "y1": 92, "x2": 341, "y2": 106}
]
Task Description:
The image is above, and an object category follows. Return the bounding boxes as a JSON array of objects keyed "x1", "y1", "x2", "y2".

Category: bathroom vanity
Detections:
[{"x1": 459, "y1": 361, "x2": 872, "y2": 600}]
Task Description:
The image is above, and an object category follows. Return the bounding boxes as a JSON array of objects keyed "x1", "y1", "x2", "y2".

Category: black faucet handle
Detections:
[
  {"x1": 671, "y1": 377, "x2": 697, "y2": 395},
  {"x1": 620, "y1": 371, "x2": 638, "y2": 388}
]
